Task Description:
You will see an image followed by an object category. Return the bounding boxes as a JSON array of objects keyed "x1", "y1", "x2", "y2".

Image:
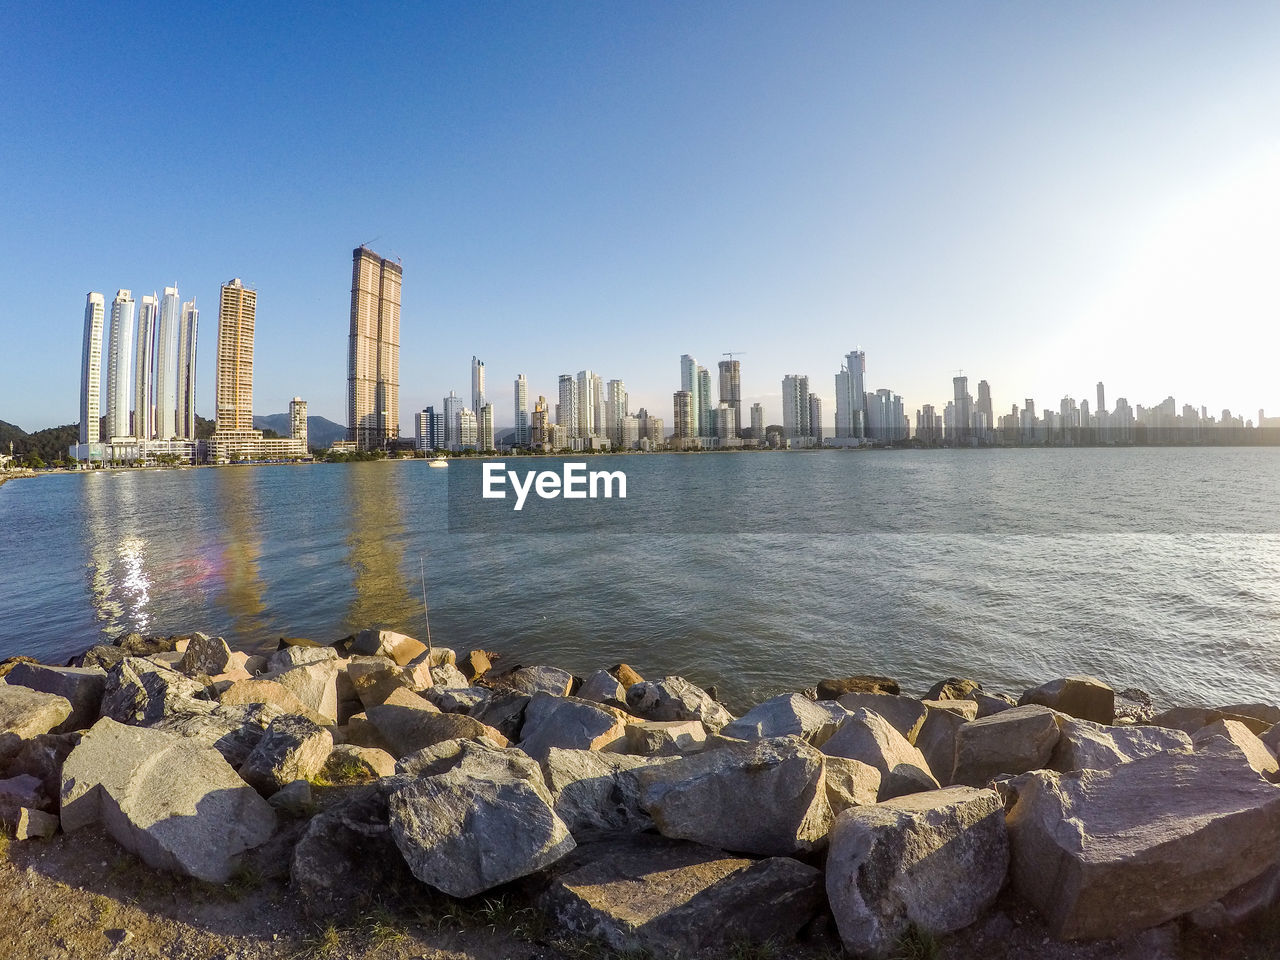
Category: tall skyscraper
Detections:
[
  {"x1": 952, "y1": 376, "x2": 972, "y2": 444},
  {"x1": 834, "y1": 349, "x2": 866, "y2": 438},
  {"x1": 471, "y1": 356, "x2": 486, "y2": 415},
  {"x1": 1096, "y1": 382, "x2": 1106, "y2": 415},
  {"x1": 80, "y1": 293, "x2": 105, "y2": 445},
  {"x1": 155, "y1": 286, "x2": 181, "y2": 439},
  {"x1": 456, "y1": 408, "x2": 477, "y2": 449},
  {"x1": 416, "y1": 405, "x2": 444, "y2": 450},
  {"x1": 133, "y1": 293, "x2": 158, "y2": 440},
  {"x1": 680, "y1": 355, "x2": 702, "y2": 437},
  {"x1": 808, "y1": 394, "x2": 823, "y2": 443},
  {"x1": 605, "y1": 379, "x2": 627, "y2": 445},
  {"x1": 673, "y1": 390, "x2": 695, "y2": 442},
  {"x1": 214, "y1": 278, "x2": 257, "y2": 434},
  {"x1": 781, "y1": 375, "x2": 811, "y2": 439},
  {"x1": 531, "y1": 396, "x2": 549, "y2": 447},
  {"x1": 290, "y1": 398, "x2": 308, "y2": 446},
  {"x1": 557, "y1": 374, "x2": 578, "y2": 437},
  {"x1": 478, "y1": 403, "x2": 495, "y2": 450},
  {"x1": 976, "y1": 380, "x2": 993, "y2": 440},
  {"x1": 696, "y1": 366, "x2": 712, "y2": 437},
  {"x1": 348, "y1": 246, "x2": 402, "y2": 450},
  {"x1": 576, "y1": 370, "x2": 598, "y2": 438},
  {"x1": 105, "y1": 290, "x2": 134, "y2": 440},
  {"x1": 718, "y1": 359, "x2": 741, "y2": 436},
  {"x1": 442, "y1": 391, "x2": 464, "y2": 449},
  {"x1": 750, "y1": 402, "x2": 764, "y2": 440},
  {"x1": 177, "y1": 299, "x2": 199, "y2": 439},
  {"x1": 513, "y1": 373, "x2": 529, "y2": 446}
]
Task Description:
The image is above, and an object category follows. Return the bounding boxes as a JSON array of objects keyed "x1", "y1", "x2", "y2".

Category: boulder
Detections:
[
  {"x1": 1188, "y1": 861, "x2": 1280, "y2": 930},
  {"x1": 321, "y1": 743, "x2": 396, "y2": 783},
  {"x1": 348, "y1": 629, "x2": 427, "y2": 666},
  {"x1": 836, "y1": 693, "x2": 927, "y2": 743},
  {"x1": 1051, "y1": 717, "x2": 1192, "y2": 773},
  {"x1": 816, "y1": 675, "x2": 900, "y2": 700},
  {"x1": 827, "y1": 786, "x2": 1008, "y2": 957},
  {"x1": 541, "y1": 748, "x2": 672, "y2": 838},
  {"x1": 1217, "y1": 702, "x2": 1280, "y2": 728},
  {"x1": 1006, "y1": 739, "x2": 1280, "y2": 939},
  {"x1": 367, "y1": 689, "x2": 507, "y2": 758},
  {"x1": 239, "y1": 716, "x2": 334, "y2": 796},
  {"x1": 76, "y1": 645, "x2": 129, "y2": 672},
  {"x1": 3, "y1": 663, "x2": 106, "y2": 731},
  {"x1": 626, "y1": 677, "x2": 734, "y2": 732},
  {"x1": 117, "y1": 633, "x2": 180, "y2": 656},
  {"x1": 266, "y1": 645, "x2": 339, "y2": 674},
  {"x1": 1019, "y1": 676, "x2": 1115, "y2": 724},
  {"x1": 100, "y1": 657, "x2": 208, "y2": 725},
  {"x1": 492, "y1": 665, "x2": 575, "y2": 697},
  {"x1": 7, "y1": 806, "x2": 59, "y2": 840},
  {"x1": 338, "y1": 713, "x2": 396, "y2": 753},
  {"x1": 823, "y1": 755, "x2": 882, "y2": 814},
  {"x1": 0, "y1": 683, "x2": 72, "y2": 739},
  {"x1": 0, "y1": 655, "x2": 41, "y2": 677},
  {"x1": 0, "y1": 774, "x2": 45, "y2": 813},
  {"x1": 387, "y1": 741, "x2": 575, "y2": 897},
  {"x1": 266, "y1": 660, "x2": 340, "y2": 724},
  {"x1": 60, "y1": 718, "x2": 276, "y2": 882},
  {"x1": 925, "y1": 677, "x2": 983, "y2": 701},
  {"x1": 459, "y1": 649, "x2": 492, "y2": 681},
  {"x1": 915, "y1": 700, "x2": 977, "y2": 786},
  {"x1": 637, "y1": 736, "x2": 830, "y2": 855},
  {"x1": 1149, "y1": 706, "x2": 1270, "y2": 736},
  {"x1": 177, "y1": 634, "x2": 234, "y2": 677},
  {"x1": 429, "y1": 663, "x2": 469, "y2": 688},
  {"x1": 519, "y1": 693, "x2": 627, "y2": 760},
  {"x1": 268, "y1": 779, "x2": 314, "y2": 816},
  {"x1": 721, "y1": 694, "x2": 846, "y2": 747},
  {"x1": 148, "y1": 701, "x2": 285, "y2": 767},
  {"x1": 821, "y1": 708, "x2": 939, "y2": 800},
  {"x1": 218, "y1": 678, "x2": 328, "y2": 724},
  {"x1": 3, "y1": 732, "x2": 81, "y2": 808},
  {"x1": 967, "y1": 691, "x2": 1016, "y2": 718},
  {"x1": 471, "y1": 690, "x2": 530, "y2": 741},
  {"x1": 345, "y1": 656, "x2": 429, "y2": 709},
  {"x1": 1192, "y1": 719, "x2": 1279, "y2": 779},
  {"x1": 421, "y1": 685, "x2": 490, "y2": 714},
  {"x1": 539, "y1": 836, "x2": 824, "y2": 955},
  {"x1": 577, "y1": 669, "x2": 626, "y2": 706},
  {"x1": 609, "y1": 663, "x2": 644, "y2": 688},
  {"x1": 619, "y1": 720, "x2": 707, "y2": 757},
  {"x1": 950, "y1": 704, "x2": 1060, "y2": 787}
]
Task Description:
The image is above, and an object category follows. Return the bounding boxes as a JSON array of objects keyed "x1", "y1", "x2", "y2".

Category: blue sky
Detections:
[{"x1": 2, "y1": 2, "x2": 1279, "y2": 432}]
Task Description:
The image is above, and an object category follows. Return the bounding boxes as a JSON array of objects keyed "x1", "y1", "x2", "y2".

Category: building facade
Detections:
[
  {"x1": 834, "y1": 350, "x2": 866, "y2": 438},
  {"x1": 105, "y1": 289, "x2": 134, "y2": 440},
  {"x1": 80, "y1": 292, "x2": 105, "y2": 446},
  {"x1": 133, "y1": 293, "x2": 158, "y2": 440},
  {"x1": 471, "y1": 356, "x2": 486, "y2": 415},
  {"x1": 177, "y1": 299, "x2": 199, "y2": 439},
  {"x1": 513, "y1": 373, "x2": 529, "y2": 446},
  {"x1": 348, "y1": 246, "x2": 402, "y2": 450},
  {"x1": 781, "y1": 374, "x2": 811, "y2": 439},
  {"x1": 155, "y1": 286, "x2": 181, "y2": 439}
]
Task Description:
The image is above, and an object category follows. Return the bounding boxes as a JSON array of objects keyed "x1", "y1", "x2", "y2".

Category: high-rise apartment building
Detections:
[
  {"x1": 456, "y1": 408, "x2": 477, "y2": 449},
  {"x1": 750, "y1": 402, "x2": 764, "y2": 440},
  {"x1": 557, "y1": 375, "x2": 578, "y2": 438},
  {"x1": 415, "y1": 405, "x2": 444, "y2": 450},
  {"x1": 442, "y1": 391, "x2": 463, "y2": 449},
  {"x1": 531, "y1": 396, "x2": 549, "y2": 448},
  {"x1": 290, "y1": 398, "x2": 308, "y2": 446},
  {"x1": 696, "y1": 366, "x2": 712, "y2": 438},
  {"x1": 605, "y1": 379, "x2": 627, "y2": 445},
  {"x1": 471, "y1": 356, "x2": 486, "y2": 415},
  {"x1": 177, "y1": 299, "x2": 199, "y2": 439},
  {"x1": 576, "y1": 370, "x2": 598, "y2": 438},
  {"x1": 808, "y1": 394, "x2": 823, "y2": 443},
  {"x1": 348, "y1": 246, "x2": 402, "y2": 450},
  {"x1": 133, "y1": 293, "x2": 158, "y2": 440},
  {"x1": 513, "y1": 374, "x2": 529, "y2": 446},
  {"x1": 952, "y1": 376, "x2": 972, "y2": 444},
  {"x1": 717, "y1": 359, "x2": 741, "y2": 437},
  {"x1": 1096, "y1": 382, "x2": 1106, "y2": 416},
  {"x1": 80, "y1": 293, "x2": 105, "y2": 445},
  {"x1": 155, "y1": 286, "x2": 181, "y2": 438},
  {"x1": 673, "y1": 390, "x2": 695, "y2": 442},
  {"x1": 976, "y1": 380, "x2": 993, "y2": 441},
  {"x1": 478, "y1": 403, "x2": 495, "y2": 451},
  {"x1": 214, "y1": 278, "x2": 257, "y2": 434},
  {"x1": 781, "y1": 375, "x2": 811, "y2": 439},
  {"x1": 680, "y1": 355, "x2": 702, "y2": 438},
  {"x1": 105, "y1": 290, "x2": 134, "y2": 440},
  {"x1": 834, "y1": 350, "x2": 866, "y2": 438}
]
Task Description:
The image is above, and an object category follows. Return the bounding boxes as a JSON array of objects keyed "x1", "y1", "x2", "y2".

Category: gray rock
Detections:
[
  {"x1": 239, "y1": 715, "x2": 334, "y2": 796},
  {"x1": 60, "y1": 717, "x2": 276, "y2": 882},
  {"x1": 0, "y1": 683, "x2": 73, "y2": 739},
  {"x1": 1192, "y1": 719, "x2": 1279, "y2": 779},
  {"x1": 266, "y1": 644, "x2": 338, "y2": 674},
  {"x1": 492, "y1": 664, "x2": 575, "y2": 697},
  {"x1": 619, "y1": 720, "x2": 707, "y2": 756},
  {"x1": 3, "y1": 663, "x2": 105, "y2": 731},
  {"x1": 3, "y1": 732, "x2": 81, "y2": 809},
  {"x1": 951, "y1": 704, "x2": 1060, "y2": 787},
  {"x1": 116, "y1": 633, "x2": 180, "y2": 656},
  {"x1": 967, "y1": 690, "x2": 1016, "y2": 718},
  {"x1": 268, "y1": 779, "x2": 314, "y2": 815},
  {"x1": 0, "y1": 774, "x2": 45, "y2": 812},
  {"x1": 1051, "y1": 717, "x2": 1192, "y2": 773},
  {"x1": 1216, "y1": 702, "x2": 1280, "y2": 728},
  {"x1": 76, "y1": 645, "x2": 129, "y2": 672},
  {"x1": 626, "y1": 677, "x2": 735, "y2": 732},
  {"x1": 217, "y1": 677, "x2": 329, "y2": 724},
  {"x1": 1188, "y1": 861, "x2": 1280, "y2": 930},
  {"x1": 577, "y1": 669, "x2": 626, "y2": 706},
  {"x1": 348, "y1": 629, "x2": 427, "y2": 666},
  {"x1": 100, "y1": 657, "x2": 208, "y2": 726},
  {"x1": 721, "y1": 693, "x2": 846, "y2": 746},
  {"x1": 827, "y1": 786, "x2": 1009, "y2": 957},
  {"x1": 637, "y1": 735, "x2": 830, "y2": 855},
  {"x1": 539, "y1": 836, "x2": 824, "y2": 955},
  {"x1": 147, "y1": 701, "x2": 285, "y2": 767},
  {"x1": 541, "y1": 748, "x2": 673, "y2": 838},
  {"x1": 914, "y1": 700, "x2": 977, "y2": 785},
  {"x1": 821, "y1": 708, "x2": 940, "y2": 800},
  {"x1": 1149, "y1": 705, "x2": 1270, "y2": 736},
  {"x1": 367, "y1": 691, "x2": 507, "y2": 758},
  {"x1": 823, "y1": 755, "x2": 882, "y2": 814},
  {"x1": 388, "y1": 741, "x2": 575, "y2": 897},
  {"x1": 1006, "y1": 739, "x2": 1280, "y2": 939},
  {"x1": 177, "y1": 634, "x2": 234, "y2": 677},
  {"x1": 265, "y1": 660, "x2": 340, "y2": 724},
  {"x1": 518, "y1": 693, "x2": 627, "y2": 760},
  {"x1": 1019, "y1": 676, "x2": 1115, "y2": 724},
  {"x1": 420, "y1": 685, "x2": 490, "y2": 715},
  {"x1": 471, "y1": 690, "x2": 530, "y2": 740},
  {"x1": 836, "y1": 693, "x2": 928, "y2": 744},
  {"x1": 429, "y1": 663, "x2": 469, "y2": 688},
  {"x1": 6, "y1": 805, "x2": 59, "y2": 839}
]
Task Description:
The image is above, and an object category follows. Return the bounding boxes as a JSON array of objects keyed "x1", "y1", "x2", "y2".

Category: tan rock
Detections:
[
  {"x1": 1193, "y1": 719, "x2": 1279, "y2": 780},
  {"x1": 950, "y1": 704, "x2": 1060, "y2": 787},
  {"x1": 821, "y1": 708, "x2": 939, "y2": 800}
]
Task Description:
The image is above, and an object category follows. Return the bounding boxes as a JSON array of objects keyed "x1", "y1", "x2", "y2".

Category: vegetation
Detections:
[{"x1": 890, "y1": 925, "x2": 941, "y2": 960}]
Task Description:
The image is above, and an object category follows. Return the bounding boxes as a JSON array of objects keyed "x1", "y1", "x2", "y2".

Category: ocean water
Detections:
[{"x1": 2, "y1": 448, "x2": 1279, "y2": 712}]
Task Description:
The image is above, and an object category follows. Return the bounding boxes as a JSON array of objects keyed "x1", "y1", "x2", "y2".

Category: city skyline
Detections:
[{"x1": 6, "y1": 5, "x2": 1280, "y2": 432}]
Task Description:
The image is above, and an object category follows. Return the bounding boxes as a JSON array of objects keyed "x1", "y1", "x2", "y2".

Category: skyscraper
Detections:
[
  {"x1": 1096, "y1": 382, "x2": 1106, "y2": 415},
  {"x1": 133, "y1": 293, "x2": 158, "y2": 440},
  {"x1": 557, "y1": 374, "x2": 578, "y2": 438},
  {"x1": 750, "y1": 402, "x2": 764, "y2": 440},
  {"x1": 531, "y1": 396, "x2": 549, "y2": 447},
  {"x1": 697, "y1": 366, "x2": 712, "y2": 437},
  {"x1": 952, "y1": 376, "x2": 972, "y2": 444},
  {"x1": 80, "y1": 292, "x2": 105, "y2": 445},
  {"x1": 471, "y1": 356, "x2": 486, "y2": 415},
  {"x1": 105, "y1": 290, "x2": 134, "y2": 440},
  {"x1": 605, "y1": 379, "x2": 627, "y2": 445},
  {"x1": 442, "y1": 391, "x2": 463, "y2": 449},
  {"x1": 155, "y1": 286, "x2": 181, "y2": 439},
  {"x1": 680, "y1": 355, "x2": 702, "y2": 437},
  {"x1": 513, "y1": 373, "x2": 529, "y2": 446},
  {"x1": 177, "y1": 299, "x2": 199, "y2": 439},
  {"x1": 808, "y1": 394, "x2": 823, "y2": 443},
  {"x1": 673, "y1": 390, "x2": 695, "y2": 442},
  {"x1": 214, "y1": 278, "x2": 257, "y2": 434},
  {"x1": 718, "y1": 359, "x2": 741, "y2": 437},
  {"x1": 290, "y1": 398, "x2": 308, "y2": 446},
  {"x1": 781, "y1": 375, "x2": 811, "y2": 439},
  {"x1": 576, "y1": 370, "x2": 598, "y2": 438},
  {"x1": 348, "y1": 246, "x2": 402, "y2": 450},
  {"x1": 834, "y1": 350, "x2": 866, "y2": 438},
  {"x1": 976, "y1": 380, "x2": 993, "y2": 441},
  {"x1": 478, "y1": 403, "x2": 494, "y2": 450}
]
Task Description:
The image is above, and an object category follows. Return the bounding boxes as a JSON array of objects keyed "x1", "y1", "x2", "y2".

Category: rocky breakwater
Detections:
[{"x1": 3, "y1": 634, "x2": 1280, "y2": 957}]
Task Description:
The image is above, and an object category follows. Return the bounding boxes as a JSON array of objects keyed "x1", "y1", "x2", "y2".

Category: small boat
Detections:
[{"x1": 428, "y1": 456, "x2": 449, "y2": 468}]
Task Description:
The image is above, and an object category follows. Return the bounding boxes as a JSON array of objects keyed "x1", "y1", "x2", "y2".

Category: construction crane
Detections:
[{"x1": 722, "y1": 351, "x2": 747, "y2": 362}]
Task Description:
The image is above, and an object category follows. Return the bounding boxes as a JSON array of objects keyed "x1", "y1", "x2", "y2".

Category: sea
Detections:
[{"x1": 2, "y1": 448, "x2": 1278, "y2": 712}]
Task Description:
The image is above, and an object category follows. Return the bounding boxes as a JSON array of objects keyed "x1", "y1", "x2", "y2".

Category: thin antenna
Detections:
[{"x1": 419, "y1": 556, "x2": 434, "y2": 658}]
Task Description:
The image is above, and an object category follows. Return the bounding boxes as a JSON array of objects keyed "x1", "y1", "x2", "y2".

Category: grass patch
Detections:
[
  {"x1": 891, "y1": 924, "x2": 941, "y2": 960},
  {"x1": 721, "y1": 939, "x2": 779, "y2": 960},
  {"x1": 222, "y1": 862, "x2": 264, "y2": 900},
  {"x1": 300, "y1": 921, "x2": 342, "y2": 959},
  {"x1": 0, "y1": 831, "x2": 9, "y2": 860},
  {"x1": 312, "y1": 754, "x2": 374, "y2": 786}
]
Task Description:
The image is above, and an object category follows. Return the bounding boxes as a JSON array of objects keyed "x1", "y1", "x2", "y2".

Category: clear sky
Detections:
[{"x1": 2, "y1": 1, "x2": 1279, "y2": 433}]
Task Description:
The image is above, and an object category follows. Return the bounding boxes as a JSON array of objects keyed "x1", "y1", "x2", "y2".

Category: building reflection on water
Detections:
[
  {"x1": 213, "y1": 467, "x2": 270, "y2": 642},
  {"x1": 342, "y1": 463, "x2": 418, "y2": 636}
]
